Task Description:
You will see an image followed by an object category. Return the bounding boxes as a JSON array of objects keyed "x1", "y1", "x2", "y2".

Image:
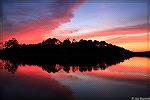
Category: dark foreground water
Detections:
[{"x1": 0, "y1": 57, "x2": 149, "y2": 100}]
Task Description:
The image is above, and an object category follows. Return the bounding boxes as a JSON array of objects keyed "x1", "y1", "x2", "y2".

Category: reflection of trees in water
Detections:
[
  {"x1": 0, "y1": 60, "x2": 4, "y2": 69},
  {"x1": 0, "y1": 38, "x2": 133, "y2": 73},
  {"x1": 42, "y1": 64, "x2": 62, "y2": 73},
  {"x1": 0, "y1": 60, "x2": 18, "y2": 74},
  {"x1": 0, "y1": 57, "x2": 129, "y2": 74}
]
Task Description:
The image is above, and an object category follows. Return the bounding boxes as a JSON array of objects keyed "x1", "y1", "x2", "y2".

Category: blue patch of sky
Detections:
[
  {"x1": 3, "y1": 1, "x2": 148, "y2": 30},
  {"x1": 3, "y1": 2, "x2": 52, "y2": 25},
  {"x1": 60, "y1": 1, "x2": 147, "y2": 30}
]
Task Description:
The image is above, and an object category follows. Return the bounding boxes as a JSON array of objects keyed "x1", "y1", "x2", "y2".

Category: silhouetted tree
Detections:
[
  {"x1": 42, "y1": 38, "x2": 61, "y2": 45},
  {"x1": 63, "y1": 39, "x2": 71, "y2": 45},
  {"x1": 3, "y1": 38, "x2": 19, "y2": 48},
  {"x1": 0, "y1": 37, "x2": 139, "y2": 66},
  {"x1": 1, "y1": 37, "x2": 149, "y2": 74},
  {"x1": 72, "y1": 39, "x2": 77, "y2": 43}
]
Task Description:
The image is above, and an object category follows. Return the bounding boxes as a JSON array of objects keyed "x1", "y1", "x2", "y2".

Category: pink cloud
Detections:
[
  {"x1": 3, "y1": 0, "x2": 85, "y2": 43},
  {"x1": 72, "y1": 24, "x2": 149, "y2": 40}
]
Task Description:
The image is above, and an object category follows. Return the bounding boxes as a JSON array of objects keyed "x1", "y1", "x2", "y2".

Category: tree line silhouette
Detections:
[
  {"x1": 0, "y1": 38, "x2": 149, "y2": 73},
  {"x1": 0, "y1": 38, "x2": 132, "y2": 58}
]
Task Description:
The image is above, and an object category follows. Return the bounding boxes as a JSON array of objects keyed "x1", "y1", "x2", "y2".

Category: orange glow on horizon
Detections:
[
  {"x1": 2, "y1": 25, "x2": 150, "y2": 52},
  {"x1": 116, "y1": 42, "x2": 149, "y2": 52},
  {"x1": 83, "y1": 57, "x2": 149, "y2": 82}
]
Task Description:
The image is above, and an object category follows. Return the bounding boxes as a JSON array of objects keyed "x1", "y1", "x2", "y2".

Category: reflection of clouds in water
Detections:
[
  {"x1": 0, "y1": 57, "x2": 149, "y2": 99},
  {"x1": 119, "y1": 57, "x2": 149, "y2": 67},
  {"x1": 0, "y1": 65, "x2": 74, "y2": 100},
  {"x1": 54, "y1": 70, "x2": 149, "y2": 99},
  {"x1": 106, "y1": 69, "x2": 148, "y2": 77},
  {"x1": 105, "y1": 57, "x2": 150, "y2": 78},
  {"x1": 54, "y1": 73, "x2": 79, "y2": 80},
  {"x1": 0, "y1": 57, "x2": 149, "y2": 82}
]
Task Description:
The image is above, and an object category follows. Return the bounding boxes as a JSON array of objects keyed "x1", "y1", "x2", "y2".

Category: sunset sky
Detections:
[{"x1": 0, "y1": 0, "x2": 149, "y2": 51}]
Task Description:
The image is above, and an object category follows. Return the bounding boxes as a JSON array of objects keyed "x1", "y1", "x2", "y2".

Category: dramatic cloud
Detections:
[
  {"x1": 42, "y1": 28, "x2": 79, "y2": 40},
  {"x1": 62, "y1": 24, "x2": 149, "y2": 42},
  {"x1": 0, "y1": 0, "x2": 148, "y2": 51},
  {"x1": 49, "y1": 24, "x2": 149, "y2": 51},
  {"x1": 1, "y1": 0, "x2": 84, "y2": 43}
]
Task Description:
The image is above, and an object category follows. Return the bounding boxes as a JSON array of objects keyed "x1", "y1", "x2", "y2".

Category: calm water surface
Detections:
[{"x1": 0, "y1": 57, "x2": 149, "y2": 100}]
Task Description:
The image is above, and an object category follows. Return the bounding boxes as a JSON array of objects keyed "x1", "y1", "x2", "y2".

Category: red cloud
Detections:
[
  {"x1": 73, "y1": 24, "x2": 149, "y2": 40},
  {"x1": 3, "y1": 0, "x2": 85, "y2": 43},
  {"x1": 42, "y1": 24, "x2": 149, "y2": 45}
]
